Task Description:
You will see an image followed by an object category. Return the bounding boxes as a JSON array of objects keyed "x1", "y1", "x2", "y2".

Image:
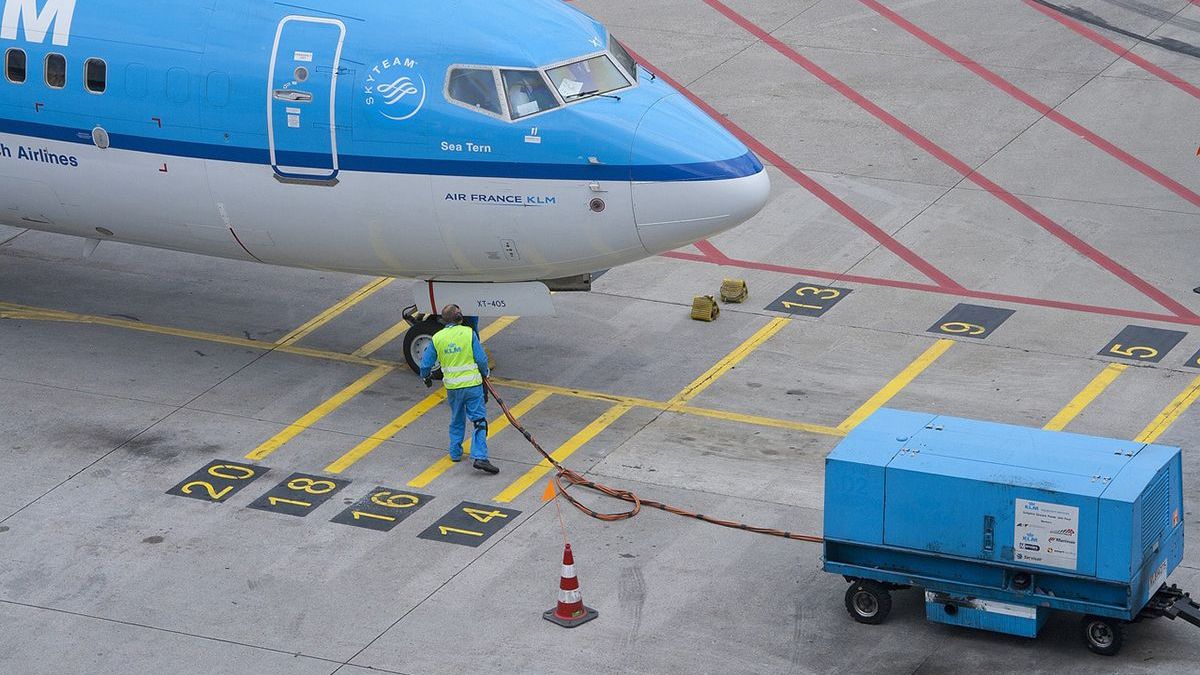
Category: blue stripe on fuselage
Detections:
[{"x1": 0, "y1": 118, "x2": 762, "y2": 182}]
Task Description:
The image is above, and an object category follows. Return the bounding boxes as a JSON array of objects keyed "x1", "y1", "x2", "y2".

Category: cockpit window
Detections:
[
  {"x1": 501, "y1": 69, "x2": 560, "y2": 119},
  {"x1": 609, "y1": 36, "x2": 638, "y2": 83},
  {"x1": 545, "y1": 55, "x2": 630, "y2": 101},
  {"x1": 446, "y1": 67, "x2": 503, "y2": 116}
]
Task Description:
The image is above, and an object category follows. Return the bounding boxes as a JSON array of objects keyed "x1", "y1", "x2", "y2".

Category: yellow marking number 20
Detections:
[
  {"x1": 781, "y1": 286, "x2": 841, "y2": 311},
  {"x1": 180, "y1": 463, "x2": 259, "y2": 502}
]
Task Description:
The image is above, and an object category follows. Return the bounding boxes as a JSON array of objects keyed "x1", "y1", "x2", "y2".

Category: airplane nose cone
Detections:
[{"x1": 631, "y1": 94, "x2": 770, "y2": 255}]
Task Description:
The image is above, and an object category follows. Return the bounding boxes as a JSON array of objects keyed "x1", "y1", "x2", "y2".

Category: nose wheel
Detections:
[{"x1": 401, "y1": 307, "x2": 442, "y2": 376}]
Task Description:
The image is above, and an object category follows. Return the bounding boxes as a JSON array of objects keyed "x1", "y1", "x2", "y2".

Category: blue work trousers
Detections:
[{"x1": 446, "y1": 385, "x2": 488, "y2": 461}]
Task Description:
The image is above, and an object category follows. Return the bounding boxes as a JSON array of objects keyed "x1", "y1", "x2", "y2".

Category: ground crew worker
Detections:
[{"x1": 420, "y1": 304, "x2": 500, "y2": 474}]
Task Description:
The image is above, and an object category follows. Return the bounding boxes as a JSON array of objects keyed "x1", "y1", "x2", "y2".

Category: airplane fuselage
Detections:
[{"x1": 0, "y1": 0, "x2": 768, "y2": 283}]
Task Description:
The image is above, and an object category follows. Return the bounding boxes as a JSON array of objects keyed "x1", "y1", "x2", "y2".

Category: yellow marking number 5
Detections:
[{"x1": 1109, "y1": 343, "x2": 1158, "y2": 360}]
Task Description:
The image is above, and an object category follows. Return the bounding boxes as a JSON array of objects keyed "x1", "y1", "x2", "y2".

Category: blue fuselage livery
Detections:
[{"x1": 0, "y1": 0, "x2": 769, "y2": 288}]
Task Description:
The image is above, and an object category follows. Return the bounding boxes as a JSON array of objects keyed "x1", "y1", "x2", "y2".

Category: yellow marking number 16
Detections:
[{"x1": 781, "y1": 286, "x2": 841, "y2": 311}]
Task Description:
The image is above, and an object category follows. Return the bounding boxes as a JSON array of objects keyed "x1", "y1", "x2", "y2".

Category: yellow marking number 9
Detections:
[{"x1": 940, "y1": 321, "x2": 986, "y2": 336}]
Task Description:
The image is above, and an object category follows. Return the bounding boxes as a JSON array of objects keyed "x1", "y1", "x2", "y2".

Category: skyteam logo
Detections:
[{"x1": 363, "y1": 56, "x2": 426, "y2": 121}]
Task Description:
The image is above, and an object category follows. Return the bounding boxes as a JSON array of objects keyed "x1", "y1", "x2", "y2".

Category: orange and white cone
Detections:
[{"x1": 543, "y1": 543, "x2": 598, "y2": 628}]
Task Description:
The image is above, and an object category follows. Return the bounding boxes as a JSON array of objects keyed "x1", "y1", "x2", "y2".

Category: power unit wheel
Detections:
[
  {"x1": 1082, "y1": 615, "x2": 1124, "y2": 656},
  {"x1": 402, "y1": 319, "x2": 442, "y2": 375},
  {"x1": 844, "y1": 580, "x2": 892, "y2": 625}
]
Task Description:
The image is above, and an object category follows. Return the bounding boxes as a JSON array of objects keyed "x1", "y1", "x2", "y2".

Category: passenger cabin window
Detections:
[
  {"x1": 447, "y1": 67, "x2": 503, "y2": 116},
  {"x1": 85, "y1": 58, "x2": 106, "y2": 93},
  {"x1": 609, "y1": 36, "x2": 638, "y2": 83},
  {"x1": 6, "y1": 48, "x2": 26, "y2": 83},
  {"x1": 45, "y1": 53, "x2": 65, "y2": 88},
  {"x1": 546, "y1": 55, "x2": 629, "y2": 101},
  {"x1": 501, "y1": 70, "x2": 559, "y2": 119}
]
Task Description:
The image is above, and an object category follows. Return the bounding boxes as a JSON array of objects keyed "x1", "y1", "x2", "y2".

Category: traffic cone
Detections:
[{"x1": 543, "y1": 543, "x2": 598, "y2": 628}]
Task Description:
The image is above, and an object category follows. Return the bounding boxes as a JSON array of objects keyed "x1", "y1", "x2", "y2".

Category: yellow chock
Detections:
[
  {"x1": 691, "y1": 295, "x2": 720, "y2": 322},
  {"x1": 720, "y1": 278, "x2": 748, "y2": 303}
]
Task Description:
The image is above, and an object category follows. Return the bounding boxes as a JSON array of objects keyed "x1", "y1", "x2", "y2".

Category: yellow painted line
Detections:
[
  {"x1": 677, "y1": 404, "x2": 845, "y2": 437},
  {"x1": 408, "y1": 389, "x2": 553, "y2": 488},
  {"x1": 323, "y1": 318, "x2": 520, "y2": 473},
  {"x1": 494, "y1": 319, "x2": 789, "y2": 503},
  {"x1": 491, "y1": 377, "x2": 667, "y2": 410},
  {"x1": 324, "y1": 390, "x2": 447, "y2": 474},
  {"x1": 244, "y1": 365, "x2": 393, "y2": 461},
  {"x1": 352, "y1": 320, "x2": 410, "y2": 358},
  {"x1": 668, "y1": 318, "x2": 790, "y2": 408},
  {"x1": 0, "y1": 301, "x2": 394, "y2": 368},
  {"x1": 0, "y1": 300, "x2": 847, "y2": 440},
  {"x1": 1043, "y1": 363, "x2": 1128, "y2": 432},
  {"x1": 478, "y1": 316, "x2": 518, "y2": 341},
  {"x1": 838, "y1": 339, "x2": 955, "y2": 432},
  {"x1": 276, "y1": 277, "x2": 393, "y2": 347},
  {"x1": 495, "y1": 403, "x2": 634, "y2": 503},
  {"x1": 1136, "y1": 374, "x2": 1200, "y2": 444}
]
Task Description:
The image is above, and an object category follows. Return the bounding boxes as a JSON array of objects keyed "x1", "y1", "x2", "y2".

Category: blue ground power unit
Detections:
[{"x1": 822, "y1": 408, "x2": 1199, "y2": 655}]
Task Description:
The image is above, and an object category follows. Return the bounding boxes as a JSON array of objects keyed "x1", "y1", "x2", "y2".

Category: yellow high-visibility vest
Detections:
[{"x1": 432, "y1": 324, "x2": 483, "y2": 389}]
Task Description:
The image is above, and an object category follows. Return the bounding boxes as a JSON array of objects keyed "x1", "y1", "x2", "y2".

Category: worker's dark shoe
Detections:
[
  {"x1": 473, "y1": 459, "x2": 500, "y2": 474},
  {"x1": 449, "y1": 455, "x2": 462, "y2": 463}
]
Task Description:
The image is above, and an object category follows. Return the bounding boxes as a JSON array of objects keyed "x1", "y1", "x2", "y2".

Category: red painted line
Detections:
[
  {"x1": 622, "y1": 46, "x2": 963, "y2": 290},
  {"x1": 693, "y1": 239, "x2": 732, "y2": 263},
  {"x1": 855, "y1": 0, "x2": 1200, "y2": 210},
  {"x1": 662, "y1": 250, "x2": 1200, "y2": 327},
  {"x1": 1023, "y1": 0, "x2": 1200, "y2": 100},
  {"x1": 701, "y1": 0, "x2": 1197, "y2": 320}
]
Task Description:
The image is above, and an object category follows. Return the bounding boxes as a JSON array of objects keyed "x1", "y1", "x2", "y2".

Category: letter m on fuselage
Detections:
[{"x1": 1, "y1": 0, "x2": 76, "y2": 47}]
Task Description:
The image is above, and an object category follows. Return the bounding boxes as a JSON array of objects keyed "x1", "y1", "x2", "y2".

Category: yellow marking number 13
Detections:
[{"x1": 781, "y1": 286, "x2": 841, "y2": 311}]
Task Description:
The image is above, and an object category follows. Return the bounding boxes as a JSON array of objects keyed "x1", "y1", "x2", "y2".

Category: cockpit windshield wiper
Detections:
[{"x1": 572, "y1": 89, "x2": 621, "y2": 101}]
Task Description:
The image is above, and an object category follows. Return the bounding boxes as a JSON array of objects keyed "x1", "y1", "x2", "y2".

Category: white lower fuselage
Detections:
[{"x1": 0, "y1": 133, "x2": 768, "y2": 283}]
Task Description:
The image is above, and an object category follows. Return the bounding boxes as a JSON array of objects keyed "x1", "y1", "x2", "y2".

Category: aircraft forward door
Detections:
[{"x1": 267, "y1": 16, "x2": 346, "y2": 183}]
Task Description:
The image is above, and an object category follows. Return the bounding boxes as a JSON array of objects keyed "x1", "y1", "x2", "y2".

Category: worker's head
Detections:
[{"x1": 440, "y1": 304, "x2": 463, "y2": 325}]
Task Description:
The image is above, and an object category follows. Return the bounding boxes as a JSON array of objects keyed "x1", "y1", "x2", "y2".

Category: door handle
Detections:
[{"x1": 273, "y1": 89, "x2": 313, "y2": 102}]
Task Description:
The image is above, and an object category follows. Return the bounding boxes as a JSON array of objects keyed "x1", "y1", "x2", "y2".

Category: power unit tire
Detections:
[
  {"x1": 845, "y1": 580, "x2": 892, "y2": 625},
  {"x1": 403, "y1": 319, "x2": 442, "y2": 376},
  {"x1": 1082, "y1": 615, "x2": 1124, "y2": 656}
]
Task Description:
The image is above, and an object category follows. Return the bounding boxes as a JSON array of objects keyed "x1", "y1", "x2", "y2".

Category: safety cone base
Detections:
[{"x1": 543, "y1": 604, "x2": 599, "y2": 628}]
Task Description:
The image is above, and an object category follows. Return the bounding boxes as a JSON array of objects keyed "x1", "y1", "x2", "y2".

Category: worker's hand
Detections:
[{"x1": 423, "y1": 376, "x2": 432, "y2": 388}]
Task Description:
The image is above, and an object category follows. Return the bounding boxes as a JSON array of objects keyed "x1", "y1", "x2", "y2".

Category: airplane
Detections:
[{"x1": 0, "y1": 0, "x2": 770, "y2": 371}]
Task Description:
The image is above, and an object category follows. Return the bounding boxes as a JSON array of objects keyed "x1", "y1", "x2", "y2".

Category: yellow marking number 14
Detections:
[{"x1": 438, "y1": 508, "x2": 509, "y2": 538}]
